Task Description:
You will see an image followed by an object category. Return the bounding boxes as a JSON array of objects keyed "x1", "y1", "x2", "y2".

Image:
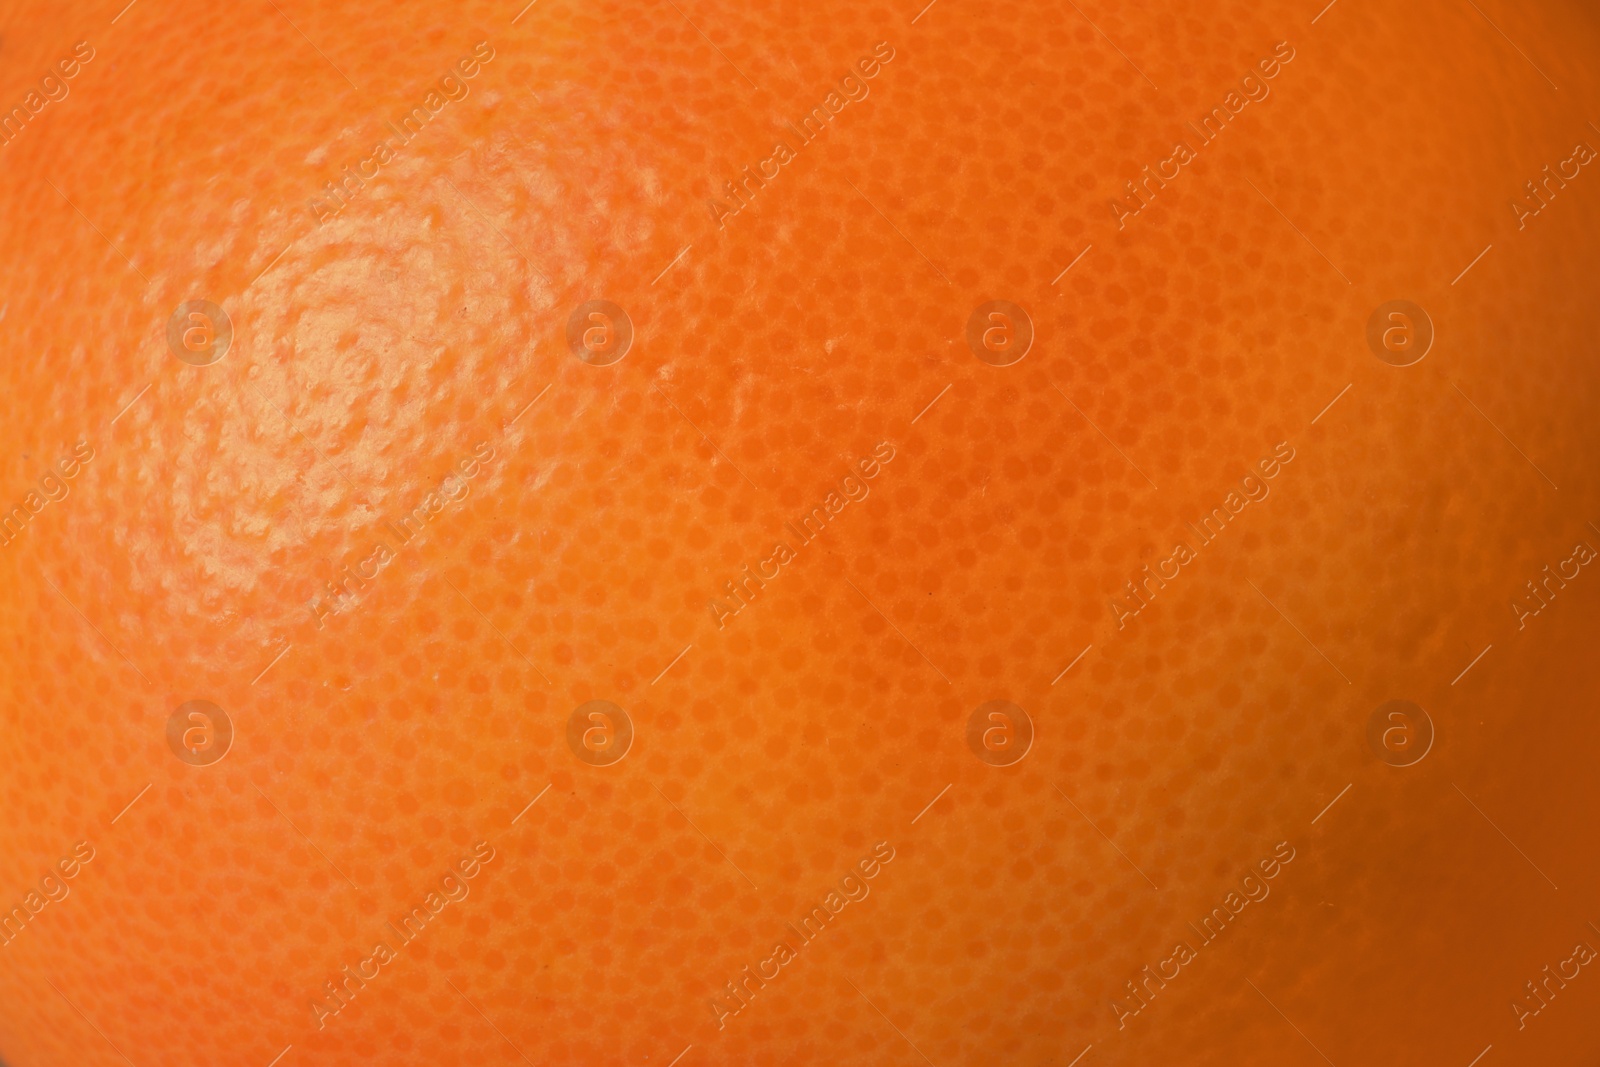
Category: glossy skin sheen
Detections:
[{"x1": 2, "y1": 0, "x2": 1600, "y2": 1064}]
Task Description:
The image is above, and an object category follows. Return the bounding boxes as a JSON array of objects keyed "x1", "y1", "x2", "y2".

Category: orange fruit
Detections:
[{"x1": 4, "y1": 0, "x2": 1600, "y2": 1064}]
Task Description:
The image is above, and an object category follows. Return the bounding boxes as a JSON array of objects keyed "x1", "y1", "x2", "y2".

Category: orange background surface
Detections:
[{"x1": 2, "y1": 0, "x2": 1600, "y2": 1064}]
